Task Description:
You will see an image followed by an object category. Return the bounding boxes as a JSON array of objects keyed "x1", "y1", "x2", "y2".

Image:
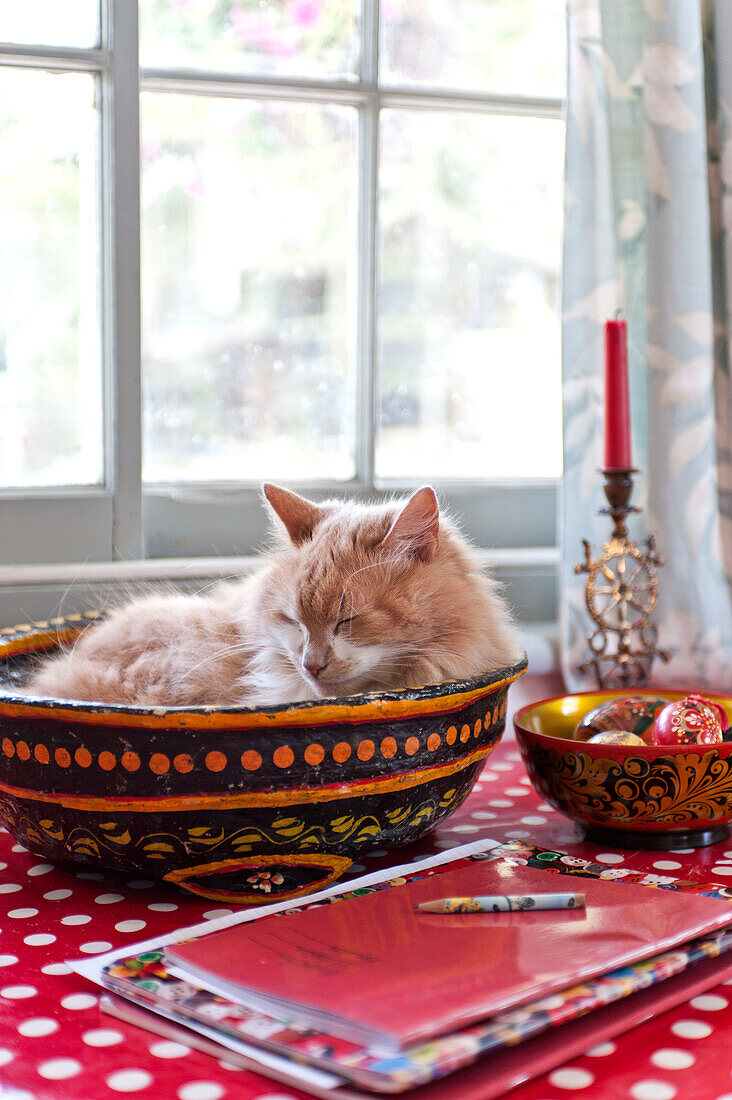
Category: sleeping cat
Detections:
[{"x1": 27, "y1": 484, "x2": 522, "y2": 707}]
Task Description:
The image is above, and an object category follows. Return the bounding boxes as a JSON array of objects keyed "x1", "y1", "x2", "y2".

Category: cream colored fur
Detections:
[{"x1": 27, "y1": 485, "x2": 521, "y2": 707}]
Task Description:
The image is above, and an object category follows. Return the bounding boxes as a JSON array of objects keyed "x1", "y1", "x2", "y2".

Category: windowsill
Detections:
[{"x1": 0, "y1": 546, "x2": 559, "y2": 587}]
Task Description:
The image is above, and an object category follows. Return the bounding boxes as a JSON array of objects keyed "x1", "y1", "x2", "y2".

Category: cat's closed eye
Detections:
[
  {"x1": 334, "y1": 617, "x2": 355, "y2": 635},
  {"x1": 276, "y1": 612, "x2": 301, "y2": 630}
]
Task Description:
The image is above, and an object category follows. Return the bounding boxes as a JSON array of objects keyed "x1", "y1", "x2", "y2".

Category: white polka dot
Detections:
[
  {"x1": 217, "y1": 1061, "x2": 242, "y2": 1072},
  {"x1": 537, "y1": 802, "x2": 555, "y2": 811},
  {"x1": 504, "y1": 830, "x2": 531, "y2": 838},
  {"x1": 723, "y1": 850, "x2": 732, "y2": 857},
  {"x1": 548, "y1": 1067, "x2": 595, "y2": 1089},
  {"x1": 471, "y1": 811, "x2": 497, "y2": 819},
  {"x1": 115, "y1": 919, "x2": 147, "y2": 934},
  {"x1": 690, "y1": 994, "x2": 728, "y2": 1011},
  {"x1": 520, "y1": 815, "x2": 547, "y2": 825},
  {"x1": 364, "y1": 849, "x2": 388, "y2": 857},
  {"x1": 106, "y1": 1069, "x2": 154, "y2": 1091},
  {"x1": 595, "y1": 853, "x2": 625, "y2": 864},
  {"x1": 0, "y1": 862, "x2": 6, "y2": 869},
  {"x1": 95, "y1": 892, "x2": 124, "y2": 904},
  {"x1": 433, "y1": 838, "x2": 461, "y2": 848},
  {"x1": 11, "y1": 843, "x2": 27, "y2": 852},
  {"x1": 652, "y1": 861, "x2": 681, "y2": 871},
  {"x1": 491, "y1": 762, "x2": 513, "y2": 771},
  {"x1": 349, "y1": 864, "x2": 366, "y2": 872},
  {"x1": 83, "y1": 1029, "x2": 125, "y2": 1047},
  {"x1": 148, "y1": 902, "x2": 178, "y2": 912},
  {"x1": 0, "y1": 1050, "x2": 13, "y2": 1067},
  {"x1": 488, "y1": 799, "x2": 514, "y2": 807},
  {"x1": 60, "y1": 993, "x2": 97, "y2": 1010},
  {"x1": 482, "y1": 771, "x2": 499, "y2": 781},
  {"x1": 0, "y1": 883, "x2": 22, "y2": 893},
  {"x1": 504, "y1": 787, "x2": 530, "y2": 796},
  {"x1": 670, "y1": 1020, "x2": 712, "y2": 1039},
  {"x1": 0, "y1": 956, "x2": 18, "y2": 967},
  {"x1": 449, "y1": 824, "x2": 479, "y2": 833},
  {"x1": 41, "y1": 963, "x2": 71, "y2": 976},
  {"x1": 38, "y1": 1058, "x2": 82, "y2": 1079},
  {"x1": 585, "y1": 1041, "x2": 616, "y2": 1056},
  {"x1": 61, "y1": 914, "x2": 92, "y2": 925},
  {"x1": 79, "y1": 941, "x2": 113, "y2": 954},
  {"x1": 629, "y1": 1081, "x2": 677, "y2": 1100},
  {"x1": 1, "y1": 985, "x2": 37, "y2": 999},
  {"x1": 23, "y1": 934, "x2": 56, "y2": 947},
  {"x1": 669, "y1": 848, "x2": 694, "y2": 855},
  {"x1": 202, "y1": 909, "x2": 233, "y2": 921},
  {"x1": 650, "y1": 1049, "x2": 695, "y2": 1070},
  {"x1": 8, "y1": 907, "x2": 38, "y2": 919},
  {"x1": 127, "y1": 879, "x2": 155, "y2": 888},
  {"x1": 43, "y1": 889, "x2": 72, "y2": 901},
  {"x1": 177, "y1": 1083, "x2": 225, "y2": 1100},
  {"x1": 27, "y1": 863, "x2": 54, "y2": 877},
  {"x1": 150, "y1": 1040, "x2": 191, "y2": 1058},
  {"x1": 711, "y1": 865, "x2": 732, "y2": 876},
  {"x1": 18, "y1": 1018, "x2": 59, "y2": 1037}
]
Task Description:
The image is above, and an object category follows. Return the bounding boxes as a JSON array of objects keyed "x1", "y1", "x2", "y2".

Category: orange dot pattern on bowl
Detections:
[
  {"x1": 0, "y1": 715, "x2": 503, "y2": 778},
  {"x1": 273, "y1": 746, "x2": 294, "y2": 769},
  {"x1": 205, "y1": 751, "x2": 227, "y2": 772}
]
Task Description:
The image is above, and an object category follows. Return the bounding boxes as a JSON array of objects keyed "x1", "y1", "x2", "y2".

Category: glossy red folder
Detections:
[{"x1": 165, "y1": 857, "x2": 732, "y2": 1052}]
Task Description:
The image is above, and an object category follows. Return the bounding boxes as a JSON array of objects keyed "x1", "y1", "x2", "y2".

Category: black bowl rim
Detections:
[
  {"x1": 0, "y1": 617, "x2": 527, "y2": 724},
  {"x1": 514, "y1": 687, "x2": 732, "y2": 754}
]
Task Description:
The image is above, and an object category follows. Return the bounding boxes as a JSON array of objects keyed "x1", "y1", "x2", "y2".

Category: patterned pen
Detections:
[{"x1": 414, "y1": 892, "x2": 586, "y2": 913}]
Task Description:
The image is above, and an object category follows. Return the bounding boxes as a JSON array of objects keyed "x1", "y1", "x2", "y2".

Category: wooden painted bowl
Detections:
[
  {"x1": 514, "y1": 688, "x2": 732, "y2": 850},
  {"x1": 0, "y1": 615, "x2": 527, "y2": 903}
]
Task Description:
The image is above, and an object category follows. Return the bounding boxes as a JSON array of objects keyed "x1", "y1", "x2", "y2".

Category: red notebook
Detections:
[{"x1": 165, "y1": 856, "x2": 732, "y2": 1053}]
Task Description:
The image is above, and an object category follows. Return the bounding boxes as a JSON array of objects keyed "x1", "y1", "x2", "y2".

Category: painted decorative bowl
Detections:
[
  {"x1": 0, "y1": 615, "x2": 527, "y2": 903},
  {"x1": 514, "y1": 689, "x2": 732, "y2": 850}
]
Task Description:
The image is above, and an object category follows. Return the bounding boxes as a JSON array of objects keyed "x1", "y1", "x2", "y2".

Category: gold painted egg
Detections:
[
  {"x1": 587, "y1": 730, "x2": 646, "y2": 746},
  {"x1": 575, "y1": 695, "x2": 669, "y2": 742}
]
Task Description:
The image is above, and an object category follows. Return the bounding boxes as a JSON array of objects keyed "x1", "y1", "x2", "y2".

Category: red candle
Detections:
[{"x1": 603, "y1": 316, "x2": 632, "y2": 469}]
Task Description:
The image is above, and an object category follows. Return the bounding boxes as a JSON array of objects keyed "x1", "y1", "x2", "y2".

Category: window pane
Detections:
[
  {"x1": 140, "y1": 0, "x2": 359, "y2": 80},
  {"x1": 141, "y1": 94, "x2": 357, "y2": 482},
  {"x1": 377, "y1": 109, "x2": 563, "y2": 481},
  {"x1": 0, "y1": 1, "x2": 99, "y2": 47},
  {"x1": 0, "y1": 70, "x2": 102, "y2": 489},
  {"x1": 381, "y1": 0, "x2": 565, "y2": 98}
]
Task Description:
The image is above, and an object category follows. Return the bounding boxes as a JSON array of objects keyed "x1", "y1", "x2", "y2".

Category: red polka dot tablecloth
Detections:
[{"x1": 2, "y1": 688, "x2": 732, "y2": 1099}]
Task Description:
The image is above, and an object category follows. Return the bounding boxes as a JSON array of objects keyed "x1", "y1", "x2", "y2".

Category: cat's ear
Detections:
[
  {"x1": 262, "y1": 483, "x2": 324, "y2": 545},
  {"x1": 381, "y1": 486, "x2": 439, "y2": 563}
]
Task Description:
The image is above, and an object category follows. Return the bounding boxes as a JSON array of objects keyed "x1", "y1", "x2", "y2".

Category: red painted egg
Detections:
[
  {"x1": 575, "y1": 695, "x2": 669, "y2": 742},
  {"x1": 649, "y1": 694, "x2": 724, "y2": 746}
]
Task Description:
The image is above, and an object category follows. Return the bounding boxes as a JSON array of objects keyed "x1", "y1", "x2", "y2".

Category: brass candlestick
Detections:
[{"x1": 575, "y1": 468, "x2": 670, "y2": 688}]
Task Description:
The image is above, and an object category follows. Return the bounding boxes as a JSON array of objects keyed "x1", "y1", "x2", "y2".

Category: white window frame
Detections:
[{"x1": 0, "y1": 0, "x2": 563, "y2": 625}]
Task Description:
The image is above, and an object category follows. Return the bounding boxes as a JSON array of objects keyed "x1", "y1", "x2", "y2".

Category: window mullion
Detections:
[
  {"x1": 355, "y1": 0, "x2": 380, "y2": 488},
  {"x1": 103, "y1": 0, "x2": 142, "y2": 559}
]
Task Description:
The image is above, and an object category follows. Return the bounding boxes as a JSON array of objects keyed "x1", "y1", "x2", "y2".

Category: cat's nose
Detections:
[{"x1": 303, "y1": 656, "x2": 328, "y2": 679}]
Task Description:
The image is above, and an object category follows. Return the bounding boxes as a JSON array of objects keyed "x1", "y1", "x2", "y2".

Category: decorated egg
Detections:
[
  {"x1": 649, "y1": 694, "x2": 724, "y2": 746},
  {"x1": 587, "y1": 730, "x2": 646, "y2": 746},
  {"x1": 575, "y1": 695, "x2": 669, "y2": 742}
]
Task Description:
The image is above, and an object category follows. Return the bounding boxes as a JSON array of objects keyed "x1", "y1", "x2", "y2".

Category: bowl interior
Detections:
[{"x1": 515, "y1": 688, "x2": 732, "y2": 749}]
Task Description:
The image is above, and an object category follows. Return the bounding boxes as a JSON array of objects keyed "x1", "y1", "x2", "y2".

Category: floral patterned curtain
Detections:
[{"x1": 562, "y1": 0, "x2": 732, "y2": 690}]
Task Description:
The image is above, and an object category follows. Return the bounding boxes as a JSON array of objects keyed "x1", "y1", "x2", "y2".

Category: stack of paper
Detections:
[{"x1": 72, "y1": 842, "x2": 732, "y2": 1097}]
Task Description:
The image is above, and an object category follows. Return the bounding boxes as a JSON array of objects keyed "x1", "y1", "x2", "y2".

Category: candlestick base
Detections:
[{"x1": 574, "y1": 469, "x2": 670, "y2": 689}]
